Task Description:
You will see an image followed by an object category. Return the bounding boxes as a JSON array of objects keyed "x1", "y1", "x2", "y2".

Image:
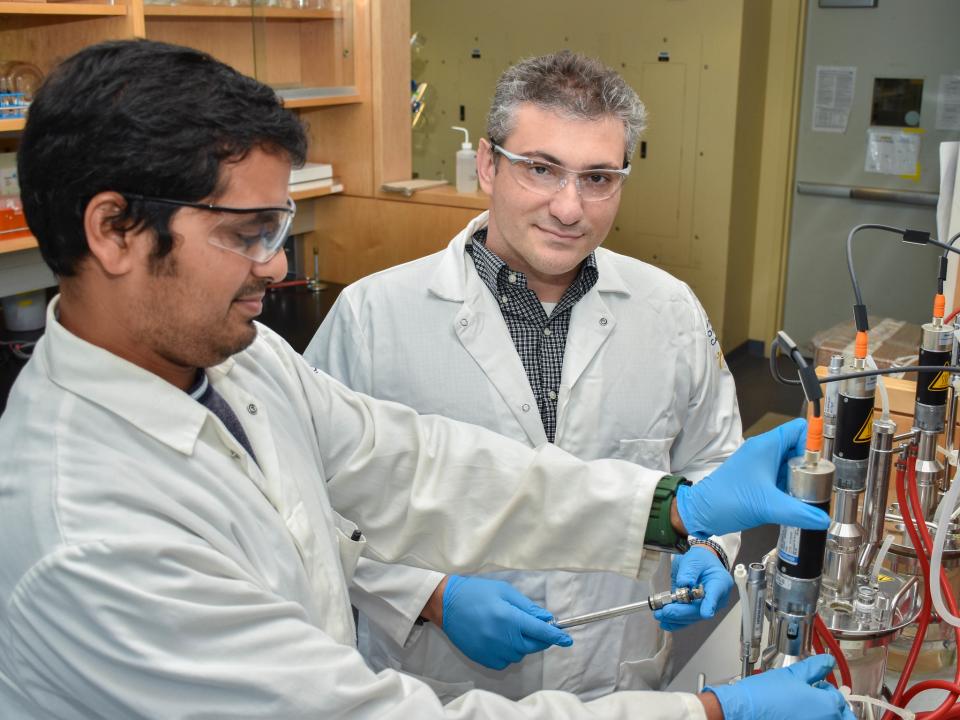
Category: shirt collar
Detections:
[
  {"x1": 427, "y1": 211, "x2": 631, "y2": 301},
  {"x1": 468, "y1": 226, "x2": 599, "y2": 308},
  {"x1": 40, "y1": 295, "x2": 216, "y2": 455}
]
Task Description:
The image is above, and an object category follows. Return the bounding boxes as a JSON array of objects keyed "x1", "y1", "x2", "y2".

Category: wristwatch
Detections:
[{"x1": 644, "y1": 474, "x2": 692, "y2": 553}]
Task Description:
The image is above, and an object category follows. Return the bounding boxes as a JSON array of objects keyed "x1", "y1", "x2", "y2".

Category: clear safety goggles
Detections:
[
  {"x1": 491, "y1": 143, "x2": 631, "y2": 202},
  {"x1": 124, "y1": 194, "x2": 296, "y2": 264}
]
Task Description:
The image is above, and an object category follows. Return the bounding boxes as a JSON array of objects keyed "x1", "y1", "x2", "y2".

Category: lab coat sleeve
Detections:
[
  {"x1": 304, "y1": 291, "x2": 374, "y2": 392},
  {"x1": 6, "y1": 540, "x2": 707, "y2": 719},
  {"x1": 282, "y1": 337, "x2": 667, "y2": 581},
  {"x1": 305, "y1": 292, "x2": 447, "y2": 648},
  {"x1": 668, "y1": 285, "x2": 745, "y2": 565},
  {"x1": 349, "y1": 559, "x2": 444, "y2": 648}
]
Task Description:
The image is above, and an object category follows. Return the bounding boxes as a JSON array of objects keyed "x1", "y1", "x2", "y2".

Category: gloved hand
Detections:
[
  {"x1": 441, "y1": 575, "x2": 573, "y2": 670},
  {"x1": 706, "y1": 654, "x2": 856, "y2": 720},
  {"x1": 676, "y1": 418, "x2": 831, "y2": 538},
  {"x1": 654, "y1": 546, "x2": 733, "y2": 631}
]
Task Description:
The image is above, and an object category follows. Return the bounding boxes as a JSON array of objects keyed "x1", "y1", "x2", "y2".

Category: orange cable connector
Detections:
[
  {"x1": 934, "y1": 293, "x2": 946, "y2": 319},
  {"x1": 806, "y1": 411, "x2": 823, "y2": 453},
  {"x1": 854, "y1": 331, "x2": 869, "y2": 360}
]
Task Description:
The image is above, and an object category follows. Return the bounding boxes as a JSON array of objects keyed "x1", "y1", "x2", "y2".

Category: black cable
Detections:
[
  {"x1": 769, "y1": 332, "x2": 821, "y2": 416},
  {"x1": 769, "y1": 336, "x2": 800, "y2": 386},
  {"x1": 939, "y1": 231, "x2": 960, "y2": 259},
  {"x1": 820, "y1": 365, "x2": 960, "y2": 385},
  {"x1": 927, "y1": 236, "x2": 960, "y2": 256},
  {"x1": 846, "y1": 223, "x2": 904, "y2": 313}
]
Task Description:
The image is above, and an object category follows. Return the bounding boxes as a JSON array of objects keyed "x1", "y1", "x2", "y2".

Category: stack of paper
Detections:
[{"x1": 290, "y1": 162, "x2": 335, "y2": 193}]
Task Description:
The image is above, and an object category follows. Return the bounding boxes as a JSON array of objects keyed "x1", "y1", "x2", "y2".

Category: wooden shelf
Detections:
[
  {"x1": 0, "y1": 185, "x2": 340, "y2": 259},
  {"x1": 0, "y1": 118, "x2": 26, "y2": 133},
  {"x1": 143, "y1": 4, "x2": 338, "y2": 18},
  {"x1": 379, "y1": 184, "x2": 489, "y2": 211},
  {"x1": 290, "y1": 182, "x2": 342, "y2": 201},
  {"x1": 0, "y1": 235, "x2": 38, "y2": 255},
  {"x1": 282, "y1": 94, "x2": 361, "y2": 109},
  {"x1": 0, "y1": 2, "x2": 126, "y2": 15}
]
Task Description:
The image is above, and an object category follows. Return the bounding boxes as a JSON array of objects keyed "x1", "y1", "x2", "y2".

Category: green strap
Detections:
[{"x1": 644, "y1": 474, "x2": 691, "y2": 551}]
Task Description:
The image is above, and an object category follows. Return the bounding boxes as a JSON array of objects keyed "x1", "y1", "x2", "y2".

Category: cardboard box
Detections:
[{"x1": 810, "y1": 316, "x2": 923, "y2": 376}]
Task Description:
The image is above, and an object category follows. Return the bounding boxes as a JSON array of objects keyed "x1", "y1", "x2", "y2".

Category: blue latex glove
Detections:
[
  {"x1": 441, "y1": 575, "x2": 573, "y2": 670},
  {"x1": 654, "y1": 546, "x2": 733, "y2": 631},
  {"x1": 676, "y1": 418, "x2": 831, "y2": 538},
  {"x1": 706, "y1": 654, "x2": 856, "y2": 720}
]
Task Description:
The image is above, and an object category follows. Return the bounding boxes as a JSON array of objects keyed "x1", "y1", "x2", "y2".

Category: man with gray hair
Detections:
[{"x1": 307, "y1": 51, "x2": 742, "y2": 701}]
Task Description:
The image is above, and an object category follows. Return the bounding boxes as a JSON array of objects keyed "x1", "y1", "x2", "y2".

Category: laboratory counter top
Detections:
[{"x1": 0, "y1": 282, "x2": 344, "y2": 414}]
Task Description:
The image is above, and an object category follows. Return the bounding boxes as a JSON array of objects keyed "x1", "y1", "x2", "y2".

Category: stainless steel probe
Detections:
[{"x1": 551, "y1": 585, "x2": 705, "y2": 630}]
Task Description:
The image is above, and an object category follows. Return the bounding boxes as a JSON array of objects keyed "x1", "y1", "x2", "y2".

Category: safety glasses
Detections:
[
  {"x1": 124, "y1": 194, "x2": 296, "y2": 264},
  {"x1": 491, "y1": 144, "x2": 630, "y2": 202}
]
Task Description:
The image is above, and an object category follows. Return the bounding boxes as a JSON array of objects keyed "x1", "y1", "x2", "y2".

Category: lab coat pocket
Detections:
[
  {"x1": 617, "y1": 437, "x2": 673, "y2": 472},
  {"x1": 378, "y1": 652, "x2": 475, "y2": 704},
  {"x1": 333, "y1": 514, "x2": 366, "y2": 583},
  {"x1": 615, "y1": 631, "x2": 673, "y2": 691},
  {"x1": 407, "y1": 673, "x2": 475, "y2": 705}
]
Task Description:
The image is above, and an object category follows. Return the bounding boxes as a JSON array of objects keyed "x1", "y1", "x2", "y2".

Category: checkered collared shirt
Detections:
[{"x1": 467, "y1": 227, "x2": 598, "y2": 442}]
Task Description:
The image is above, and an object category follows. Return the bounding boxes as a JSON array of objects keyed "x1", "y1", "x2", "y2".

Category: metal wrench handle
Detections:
[{"x1": 551, "y1": 585, "x2": 705, "y2": 630}]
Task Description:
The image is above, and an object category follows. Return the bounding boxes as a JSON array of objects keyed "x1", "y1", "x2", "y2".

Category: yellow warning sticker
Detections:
[
  {"x1": 854, "y1": 412, "x2": 873, "y2": 443},
  {"x1": 929, "y1": 370, "x2": 950, "y2": 392},
  {"x1": 877, "y1": 574, "x2": 894, "y2": 583}
]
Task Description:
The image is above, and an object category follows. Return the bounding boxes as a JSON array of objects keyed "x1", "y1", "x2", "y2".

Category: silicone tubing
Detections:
[
  {"x1": 734, "y1": 564, "x2": 750, "y2": 655},
  {"x1": 930, "y1": 463, "x2": 960, "y2": 628}
]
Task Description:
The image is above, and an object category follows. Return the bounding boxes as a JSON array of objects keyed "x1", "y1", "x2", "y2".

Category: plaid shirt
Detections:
[{"x1": 468, "y1": 227, "x2": 598, "y2": 442}]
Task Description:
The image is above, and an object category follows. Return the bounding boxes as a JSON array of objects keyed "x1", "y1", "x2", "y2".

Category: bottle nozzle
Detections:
[{"x1": 451, "y1": 125, "x2": 471, "y2": 149}]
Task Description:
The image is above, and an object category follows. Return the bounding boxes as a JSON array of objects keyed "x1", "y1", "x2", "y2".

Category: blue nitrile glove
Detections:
[
  {"x1": 654, "y1": 546, "x2": 733, "y2": 631},
  {"x1": 675, "y1": 418, "x2": 831, "y2": 538},
  {"x1": 441, "y1": 575, "x2": 573, "y2": 670},
  {"x1": 706, "y1": 654, "x2": 856, "y2": 720}
]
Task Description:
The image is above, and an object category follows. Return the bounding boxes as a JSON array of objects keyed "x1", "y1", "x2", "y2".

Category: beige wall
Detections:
[
  {"x1": 408, "y1": 0, "x2": 802, "y2": 349},
  {"x1": 747, "y1": 1, "x2": 805, "y2": 348}
]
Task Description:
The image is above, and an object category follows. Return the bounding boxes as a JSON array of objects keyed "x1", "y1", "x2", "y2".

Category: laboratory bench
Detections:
[{"x1": 0, "y1": 283, "x2": 344, "y2": 415}]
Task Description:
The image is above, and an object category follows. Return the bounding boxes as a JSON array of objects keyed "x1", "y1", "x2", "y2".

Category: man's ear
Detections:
[
  {"x1": 477, "y1": 138, "x2": 497, "y2": 196},
  {"x1": 83, "y1": 191, "x2": 139, "y2": 276}
]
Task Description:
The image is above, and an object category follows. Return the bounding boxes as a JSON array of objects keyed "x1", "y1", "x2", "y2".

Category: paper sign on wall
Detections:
[
  {"x1": 937, "y1": 75, "x2": 960, "y2": 132},
  {"x1": 813, "y1": 66, "x2": 856, "y2": 133},
  {"x1": 864, "y1": 128, "x2": 921, "y2": 176}
]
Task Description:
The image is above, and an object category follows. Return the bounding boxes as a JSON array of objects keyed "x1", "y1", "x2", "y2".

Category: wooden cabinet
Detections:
[
  {"x1": 0, "y1": 0, "x2": 419, "y2": 295},
  {"x1": 1, "y1": 0, "x2": 487, "y2": 298}
]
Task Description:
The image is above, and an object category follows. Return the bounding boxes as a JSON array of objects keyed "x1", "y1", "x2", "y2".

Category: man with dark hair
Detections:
[
  {"x1": 0, "y1": 39, "x2": 851, "y2": 719},
  {"x1": 308, "y1": 50, "x2": 736, "y2": 700}
]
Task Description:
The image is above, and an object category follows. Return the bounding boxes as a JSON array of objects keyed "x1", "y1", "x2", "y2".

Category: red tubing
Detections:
[
  {"x1": 811, "y1": 631, "x2": 836, "y2": 687},
  {"x1": 814, "y1": 614, "x2": 852, "y2": 689},
  {"x1": 884, "y1": 465, "x2": 935, "y2": 720},
  {"x1": 904, "y1": 463, "x2": 960, "y2": 720},
  {"x1": 946, "y1": 307, "x2": 960, "y2": 325}
]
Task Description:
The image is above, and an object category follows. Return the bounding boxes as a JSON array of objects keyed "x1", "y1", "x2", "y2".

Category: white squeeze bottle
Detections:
[{"x1": 451, "y1": 126, "x2": 477, "y2": 193}]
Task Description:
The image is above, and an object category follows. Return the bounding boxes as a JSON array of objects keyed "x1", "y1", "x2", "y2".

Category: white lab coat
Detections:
[
  {"x1": 305, "y1": 212, "x2": 743, "y2": 701},
  {"x1": 0, "y1": 297, "x2": 707, "y2": 719}
]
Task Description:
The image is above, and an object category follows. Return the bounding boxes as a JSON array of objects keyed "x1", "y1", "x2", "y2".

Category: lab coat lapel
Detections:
[
  {"x1": 559, "y1": 290, "x2": 615, "y2": 404},
  {"x1": 429, "y1": 216, "x2": 548, "y2": 446},
  {"x1": 557, "y1": 250, "x2": 629, "y2": 421},
  {"x1": 453, "y1": 296, "x2": 547, "y2": 446}
]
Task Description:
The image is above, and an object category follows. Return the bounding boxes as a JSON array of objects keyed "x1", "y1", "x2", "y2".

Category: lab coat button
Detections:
[
  {"x1": 230, "y1": 450, "x2": 241, "y2": 459},
  {"x1": 459, "y1": 318, "x2": 469, "y2": 327},
  {"x1": 246, "y1": 403, "x2": 258, "y2": 415},
  {"x1": 599, "y1": 317, "x2": 608, "y2": 326},
  {"x1": 521, "y1": 403, "x2": 530, "y2": 412}
]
